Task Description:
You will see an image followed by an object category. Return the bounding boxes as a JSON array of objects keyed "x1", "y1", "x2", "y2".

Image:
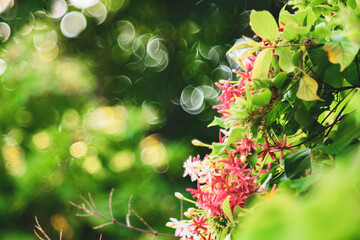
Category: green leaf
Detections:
[
  {"x1": 296, "y1": 73, "x2": 322, "y2": 101},
  {"x1": 308, "y1": 46, "x2": 330, "y2": 66},
  {"x1": 275, "y1": 44, "x2": 295, "y2": 72},
  {"x1": 222, "y1": 196, "x2": 234, "y2": 223},
  {"x1": 233, "y1": 205, "x2": 247, "y2": 219},
  {"x1": 279, "y1": 7, "x2": 315, "y2": 27},
  {"x1": 294, "y1": 102, "x2": 314, "y2": 128},
  {"x1": 211, "y1": 142, "x2": 226, "y2": 156},
  {"x1": 341, "y1": 62, "x2": 360, "y2": 86},
  {"x1": 252, "y1": 88, "x2": 272, "y2": 107},
  {"x1": 244, "y1": 193, "x2": 260, "y2": 208},
  {"x1": 227, "y1": 37, "x2": 259, "y2": 55},
  {"x1": 226, "y1": 127, "x2": 244, "y2": 148},
  {"x1": 323, "y1": 36, "x2": 360, "y2": 71},
  {"x1": 308, "y1": 0, "x2": 327, "y2": 7},
  {"x1": 289, "y1": 176, "x2": 316, "y2": 194},
  {"x1": 272, "y1": 72, "x2": 288, "y2": 87},
  {"x1": 347, "y1": 0, "x2": 357, "y2": 9},
  {"x1": 292, "y1": 49, "x2": 302, "y2": 67},
  {"x1": 250, "y1": 10, "x2": 278, "y2": 42},
  {"x1": 320, "y1": 111, "x2": 360, "y2": 154},
  {"x1": 324, "y1": 64, "x2": 342, "y2": 88},
  {"x1": 284, "y1": 148, "x2": 313, "y2": 179},
  {"x1": 208, "y1": 117, "x2": 226, "y2": 128},
  {"x1": 252, "y1": 49, "x2": 273, "y2": 80},
  {"x1": 283, "y1": 22, "x2": 311, "y2": 42}
]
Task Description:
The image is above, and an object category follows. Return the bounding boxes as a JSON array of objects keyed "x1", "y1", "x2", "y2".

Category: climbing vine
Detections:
[{"x1": 167, "y1": 0, "x2": 360, "y2": 239}]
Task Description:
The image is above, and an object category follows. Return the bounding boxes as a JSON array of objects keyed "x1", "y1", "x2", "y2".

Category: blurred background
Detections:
[{"x1": 0, "y1": 0, "x2": 283, "y2": 239}]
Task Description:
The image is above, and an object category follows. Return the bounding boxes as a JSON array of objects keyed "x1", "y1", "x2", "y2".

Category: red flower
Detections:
[{"x1": 190, "y1": 214, "x2": 208, "y2": 237}]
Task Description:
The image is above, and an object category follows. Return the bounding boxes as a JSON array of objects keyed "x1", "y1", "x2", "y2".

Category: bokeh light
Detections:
[
  {"x1": 0, "y1": 22, "x2": 10, "y2": 42},
  {"x1": 49, "y1": 0, "x2": 68, "y2": 19},
  {"x1": 60, "y1": 11, "x2": 87, "y2": 38}
]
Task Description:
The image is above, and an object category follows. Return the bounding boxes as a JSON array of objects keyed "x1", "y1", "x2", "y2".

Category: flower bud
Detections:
[
  {"x1": 166, "y1": 222, "x2": 174, "y2": 227},
  {"x1": 175, "y1": 192, "x2": 184, "y2": 200},
  {"x1": 184, "y1": 211, "x2": 192, "y2": 218},
  {"x1": 188, "y1": 208, "x2": 196, "y2": 214}
]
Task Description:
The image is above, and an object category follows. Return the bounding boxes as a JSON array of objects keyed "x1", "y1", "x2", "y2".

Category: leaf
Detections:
[
  {"x1": 324, "y1": 64, "x2": 342, "y2": 88},
  {"x1": 347, "y1": 0, "x2": 357, "y2": 9},
  {"x1": 283, "y1": 22, "x2": 311, "y2": 42},
  {"x1": 284, "y1": 148, "x2": 313, "y2": 179},
  {"x1": 294, "y1": 102, "x2": 315, "y2": 128},
  {"x1": 320, "y1": 111, "x2": 360, "y2": 154},
  {"x1": 244, "y1": 193, "x2": 260, "y2": 208},
  {"x1": 279, "y1": 7, "x2": 316, "y2": 27},
  {"x1": 323, "y1": 36, "x2": 360, "y2": 71},
  {"x1": 279, "y1": 7, "x2": 315, "y2": 42},
  {"x1": 250, "y1": 10, "x2": 278, "y2": 42},
  {"x1": 296, "y1": 74, "x2": 322, "y2": 101},
  {"x1": 226, "y1": 127, "x2": 244, "y2": 148},
  {"x1": 210, "y1": 143, "x2": 226, "y2": 156},
  {"x1": 308, "y1": 46, "x2": 330, "y2": 66},
  {"x1": 252, "y1": 88, "x2": 272, "y2": 107},
  {"x1": 222, "y1": 196, "x2": 234, "y2": 223},
  {"x1": 272, "y1": 72, "x2": 288, "y2": 87},
  {"x1": 308, "y1": 0, "x2": 327, "y2": 7},
  {"x1": 341, "y1": 62, "x2": 360, "y2": 86},
  {"x1": 289, "y1": 176, "x2": 316, "y2": 194},
  {"x1": 252, "y1": 49, "x2": 273, "y2": 80},
  {"x1": 208, "y1": 117, "x2": 226, "y2": 128},
  {"x1": 275, "y1": 44, "x2": 295, "y2": 72},
  {"x1": 227, "y1": 37, "x2": 258, "y2": 55}
]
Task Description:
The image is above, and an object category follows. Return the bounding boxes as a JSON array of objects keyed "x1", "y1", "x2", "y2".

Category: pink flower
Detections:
[{"x1": 190, "y1": 215, "x2": 208, "y2": 238}]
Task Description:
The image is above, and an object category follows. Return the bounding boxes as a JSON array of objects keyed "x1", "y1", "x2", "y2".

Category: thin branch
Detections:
[
  {"x1": 34, "y1": 216, "x2": 63, "y2": 240},
  {"x1": 93, "y1": 222, "x2": 114, "y2": 229},
  {"x1": 180, "y1": 199, "x2": 183, "y2": 221},
  {"x1": 88, "y1": 192, "x2": 100, "y2": 214},
  {"x1": 69, "y1": 192, "x2": 180, "y2": 239},
  {"x1": 109, "y1": 188, "x2": 115, "y2": 220},
  {"x1": 34, "y1": 216, "x2": 51, "y2": 240},
  {"x1": 126, "y1": 195, "x2": 132, "y2": 227},
  {"x1": 80, "y1": 194, "x2": 95, "y2": 212},
  {"x1": 130, "y1": 208, "x2": 155, "y2": 233}
]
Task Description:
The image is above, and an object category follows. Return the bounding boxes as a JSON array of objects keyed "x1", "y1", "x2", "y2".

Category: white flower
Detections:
[
  {"x1": 183, "y1": 156, "x2": 203, "y2": 182},
  {"x1": 166, "y1": 218, "x2": 193, "y2": 239}
]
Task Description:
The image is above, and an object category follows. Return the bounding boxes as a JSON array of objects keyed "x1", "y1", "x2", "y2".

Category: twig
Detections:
[
  {"x1": 130, "y1": 208, "x2": 155, "y2": 232},
  {"x1": 180, "y1": 199, "x2": 183, "y2": 221},
  {"x1": 126, "y1": 195, "x2": 132, "y2": 227},
  {"x1": 88, "y1": 192, "x2": 100, "y2": 214},
  {"x1": 69, "y1": 191, "x2": 180, "y2": 239},
  {"x1": 109, "y1": 188, "x2": 115, "y2": 220},
  {"x1": 34, "y1": 216, "x2": 63, "y2": 240}
]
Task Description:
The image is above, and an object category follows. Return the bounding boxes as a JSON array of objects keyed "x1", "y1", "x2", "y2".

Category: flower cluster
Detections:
[{"x1": 167, "y1": 47, "x2": 297, "y2": 239}]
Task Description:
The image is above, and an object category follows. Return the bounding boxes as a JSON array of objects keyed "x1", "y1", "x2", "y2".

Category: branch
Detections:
[
  {"x1": 69, "y1": 190, "x2": 180, "y2": 239},
  {"x1": 34, "y1": 216, "x2": 62, "y2": 240}
]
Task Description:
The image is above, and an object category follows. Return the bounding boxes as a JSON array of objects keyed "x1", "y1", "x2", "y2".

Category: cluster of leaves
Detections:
[{"x1": 168, "y1": 0, "x2": 360, "y2": 239}]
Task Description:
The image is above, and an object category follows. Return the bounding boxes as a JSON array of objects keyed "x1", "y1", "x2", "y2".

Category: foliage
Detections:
[{"x1": 168, "y1": 0, "x2": 360, "y2": 239}]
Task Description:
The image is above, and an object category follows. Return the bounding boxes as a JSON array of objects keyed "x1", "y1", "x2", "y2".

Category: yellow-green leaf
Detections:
[
  {"x1": 250, "y1": 10, "x2": 278, "y2": 42},
  {"x1": 275, "y1": 43, "x2": 295, "y2": 72},
  {"x1": 296, "y1": 74, "x2": 322, "y2": 101},
  {"x1": 252, "y1": 49, "x2": 273, "y2": 80},
  {"x1": 227, "y1": 37, "x2": 258, "y2": 55},
  {"x1": 323, "y1": 37, "x2": 360, "y2": 72},
  {"x1": 222, "y1": 196, "x2": 234, "y2": 223}
]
